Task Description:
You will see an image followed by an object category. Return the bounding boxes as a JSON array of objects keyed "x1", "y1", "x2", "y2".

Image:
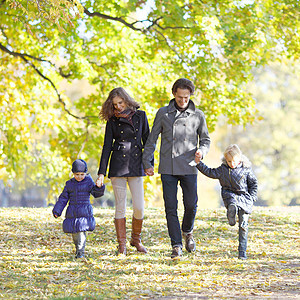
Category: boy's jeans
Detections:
[{"x1": 238, "y1": 208, "x2": 249, "y2": 253}]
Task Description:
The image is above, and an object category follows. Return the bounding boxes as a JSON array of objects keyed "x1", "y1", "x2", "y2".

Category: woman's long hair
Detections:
[{"x1": 99, "y1": 87, "x2": 140, "y2": 121}]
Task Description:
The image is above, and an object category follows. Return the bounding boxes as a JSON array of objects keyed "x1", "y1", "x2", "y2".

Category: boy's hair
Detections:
[
  {"x1": 224, "y1": 144, "x2": 242, "y2": 158},
  {"x1": 99, "y1": 87, "x2": 140, "y2": 121},
  {"x1": 172, "y1": 78, "x2": 195, "y2": 95}
]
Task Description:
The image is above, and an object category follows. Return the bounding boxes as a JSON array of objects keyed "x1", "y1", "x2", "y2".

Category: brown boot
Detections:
[
  {"x1": 130, "y1": 216, "x2": 147, "y2": 253},
  {"x1": 114, "y1": 218, "x2": 126, "y2": 255}
]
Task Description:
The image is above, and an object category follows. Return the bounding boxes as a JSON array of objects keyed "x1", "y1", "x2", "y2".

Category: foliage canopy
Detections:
[{"x1": 0, "y1": 0, "x2": 299, "y2": 199}]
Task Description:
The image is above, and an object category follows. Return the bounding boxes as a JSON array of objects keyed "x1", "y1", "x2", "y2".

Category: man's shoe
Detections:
[
  {"x1": 227, "y1": 204, "x2": 237, "y2": 226},
  {"x1": 238, "y1": 251, "x2": 247, "y2": 260},
  {"x1": 171, "y1": 246, "x2": 182, "y2": 259},
  {"x1": 183, "y1": 232, "x2": 196, "y2": 252}
]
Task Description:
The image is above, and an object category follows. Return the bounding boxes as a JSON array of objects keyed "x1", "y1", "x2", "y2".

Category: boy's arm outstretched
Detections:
[
  {"x1": 194, "y1": 149, "x2": 221, "y2": 179},
  {"x1": 196, "y1": 161, "x2": 222, "y2": 179}
]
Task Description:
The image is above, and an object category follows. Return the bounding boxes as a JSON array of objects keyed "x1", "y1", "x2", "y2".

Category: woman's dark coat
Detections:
[
  {"x1": 196, "y1": 155, "x2": 258, "y2": 214},
  {"x1": 52, "y1": 174, "x2": 105, "y2": 233},
  {"x1": 98, "y1": 110, "x2": 151, "y2": 177}
]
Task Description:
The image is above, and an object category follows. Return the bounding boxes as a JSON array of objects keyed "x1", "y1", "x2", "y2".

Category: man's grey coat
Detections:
[{"x1": 143, "y1": 99, "x2": 210, "y2": 175}]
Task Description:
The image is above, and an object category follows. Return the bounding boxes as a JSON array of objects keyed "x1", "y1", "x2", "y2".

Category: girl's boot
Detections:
[
  {"x1": 72, "y1": 232, "x2": 86, "y2": 258},
  {"x1": 130, "y1": 216, "x2": 147, "y2": 253},
  {"x1": 114, "y1": 218, "x2": 127, "y2": 255}
]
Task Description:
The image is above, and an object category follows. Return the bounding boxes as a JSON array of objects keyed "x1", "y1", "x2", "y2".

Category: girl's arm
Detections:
[
  {"x1": 91, "y1": 184, "x2": 105, "y2": 198},
  {"x1": 52, "y1": 183, "x2": 69, "y2": 217}
]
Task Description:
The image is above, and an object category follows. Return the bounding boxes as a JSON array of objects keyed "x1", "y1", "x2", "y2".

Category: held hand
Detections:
[
  {"x1": 145, "y1": 167, "x2": 154, "y2": 176},
  {"x1": 52, "y1": 211, "x2": 59, "y2": 218},
  {"x1": 195, "y1": 149, "x2": 203, "y2": 164},
  {"x1": 96, "y1": 174, "x2": 104, "y2": 187}
]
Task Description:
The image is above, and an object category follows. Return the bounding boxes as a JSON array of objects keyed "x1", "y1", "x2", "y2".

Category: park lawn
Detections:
[{"x1": 0, "y1": 206, "x2": 299, "y2": 299}]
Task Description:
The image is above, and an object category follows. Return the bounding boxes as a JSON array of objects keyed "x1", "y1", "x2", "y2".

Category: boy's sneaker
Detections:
[
  {"x1": 171, "y1": 245, "x2": 182, "y2": 259},
  {"x1": 183, "y1": 232, "x2": 196, "y2": 252},
  {"x1": 238, "y1": 251, "x2": 247, "y2": 260},
  {"x1": 75, "y1": 251, "x2": 85, "y2": 259},
  {"x1": 227, "y1": 204, "x2": 237, "y2": 226}
]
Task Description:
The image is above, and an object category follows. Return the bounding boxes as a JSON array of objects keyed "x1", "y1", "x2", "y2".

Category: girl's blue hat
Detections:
[{"x1": 72, "y1": 159, "x2": 88, "y2": 173}]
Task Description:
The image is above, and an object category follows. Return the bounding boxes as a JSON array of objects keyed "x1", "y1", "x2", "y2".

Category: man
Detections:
[{"x1": 143, "y1": 78, "x2": 210, "y2": 258}]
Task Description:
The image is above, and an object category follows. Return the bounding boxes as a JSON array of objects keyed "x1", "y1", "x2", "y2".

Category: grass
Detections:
[{"x1": 0, "y1": 206, "x2": 299, "y2": 299}]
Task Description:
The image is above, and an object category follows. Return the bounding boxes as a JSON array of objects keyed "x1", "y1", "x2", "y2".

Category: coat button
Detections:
[
  {"x1": 136, "y1": 129, "x2": 138, "y2": 131},
  {"x1": 134, "y1": 137, "x2": 137, "y2": 139},
  {"x1": 122, "y1": 139, "x2": 125, "y2": 142},
  {"x1": 121, "y1": 131, "x2": 123, "y2": 133},
  {"x1": 123, "y1": 155, "x2": 126, "y2": 157},
  {"x1": 119, "y1": 124, "x2": 121, "y2": 126},
  {"x1": 135, "y1": 154, "x2": 138, "y2": 156},
  {"x1": 135, "y1": 145, "x2": 137, "y2": 148}
]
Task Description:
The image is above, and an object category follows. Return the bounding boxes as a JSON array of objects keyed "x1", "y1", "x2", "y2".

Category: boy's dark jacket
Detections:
[
  {"x1": 196, "y1": 155, "x2": 258, "y2": 214},
  {"x1": 52, "y1": 174, "x2": 105, "y2": 233}
]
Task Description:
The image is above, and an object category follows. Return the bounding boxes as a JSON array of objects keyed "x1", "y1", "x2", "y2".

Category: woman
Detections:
[{"x1": 96, "y1": 87, "x2": 151, "y2": 255}]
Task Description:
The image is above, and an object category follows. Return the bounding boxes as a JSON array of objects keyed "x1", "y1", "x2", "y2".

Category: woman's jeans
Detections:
[
  {"x1": 161, "y1": 174, "x2": 198, "y2": 247},
  {"x1": 111, "y1": 176, "x2": 144, "y2": 219},
  {"x1": 238, "y1": 208, "x2": 249, "y2": 253}
]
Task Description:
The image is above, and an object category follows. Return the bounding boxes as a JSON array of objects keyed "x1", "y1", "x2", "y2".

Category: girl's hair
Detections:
[
  {"x1": 224, "y1": 144, "x2": 242, "y2": 159},
  {"x1": 99, "y1": 87, "x2": 140, "y2": 121}
]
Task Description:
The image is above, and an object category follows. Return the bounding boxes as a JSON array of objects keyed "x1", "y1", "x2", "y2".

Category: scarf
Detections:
[
  {"x1": 114, "y1": 108, "x2": 136, "y2": 124},
  {"x1": 174, "y1": 100, "x2": 190, "y2": 112}
]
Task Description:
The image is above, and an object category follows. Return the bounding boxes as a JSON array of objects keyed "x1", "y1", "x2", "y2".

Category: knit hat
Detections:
[{"x1": 72, "y1": 159, "x2": 88, "y2": 173}]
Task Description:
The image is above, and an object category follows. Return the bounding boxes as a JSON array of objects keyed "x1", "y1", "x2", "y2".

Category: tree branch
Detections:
[
  {"x1": 0, "y1": 42, "x2": 98, "y2": 121},
  {"x1": 151, "y1": 17, "x2": 193, "y2": 30},
  {"x1": 83, "y1": 7, "x2": 146, "y2": 32},
  {"x1": 83, "y1": 8, "x2": 188, "y2": 62},
  {"x1": 152, "y1": 28, "x2": 184, "y2": 62},
  {"x1": 77, "y1": 121, "x2": 90, "y2": 159}
]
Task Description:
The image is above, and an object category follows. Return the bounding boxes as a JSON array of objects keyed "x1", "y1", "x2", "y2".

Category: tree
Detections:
[
  {"x1": 0, "y1": 0, "x2": 299, "y2": 201},
  {"x1": 218, "y1": 60, "x2": 300, "y2": 206}
]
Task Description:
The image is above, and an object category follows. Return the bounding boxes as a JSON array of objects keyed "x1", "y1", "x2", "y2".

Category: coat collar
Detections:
[{"x1": 167, "y1": 99, "x2": 196, "y2": 115}]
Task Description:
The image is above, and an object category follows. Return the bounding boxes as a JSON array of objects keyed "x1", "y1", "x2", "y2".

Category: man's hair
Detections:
[
  {"x1": 224, "y1": 144, "x2": 242, "y2": 159},
  {"x1": 172, "y1": 78, "x2": 195, "y2": 95},
  {"x1": 99, "y1": 87, "x2": 140, "y2": 121}
]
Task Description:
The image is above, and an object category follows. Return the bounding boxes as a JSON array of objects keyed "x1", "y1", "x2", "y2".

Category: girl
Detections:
[
  {"x1": 53, "y1": 159, "x2": 105, "y2": 258},
  {"x1": 194, "y1": 144, "x2": 258, "y2": 259},
  {"x1": 96, "y1": 87, "x2": 151, "y2": 255}
]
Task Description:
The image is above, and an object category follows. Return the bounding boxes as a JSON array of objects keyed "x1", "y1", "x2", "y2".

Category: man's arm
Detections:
[
  {"x1": 197, "y1": 111, "x2": 210, "y2": 158},
  {"x1": 142, "y1": 109, "x2": 163, "y2": 173}
]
